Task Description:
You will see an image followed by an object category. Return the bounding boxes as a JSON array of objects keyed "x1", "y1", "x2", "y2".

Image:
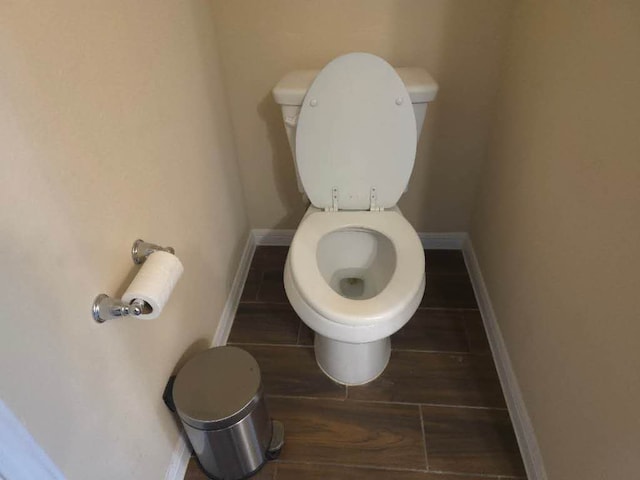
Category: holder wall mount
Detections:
[{"x1": 92, "y1": 239, "x2": 175, "y2": 323}]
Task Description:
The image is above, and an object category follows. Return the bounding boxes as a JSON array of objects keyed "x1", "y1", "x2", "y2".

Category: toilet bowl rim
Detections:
[
  {"x1": 284, "y1": 260, "x2": 426, "y2": 344},
  {"x1": 288, "y1": 209, "x2": 425, "y2": 326}
]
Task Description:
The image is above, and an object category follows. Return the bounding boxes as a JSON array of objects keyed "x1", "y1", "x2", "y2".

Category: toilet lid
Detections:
[{"x1": 295, "y1": 53, "x2": 417, "y2": 210}]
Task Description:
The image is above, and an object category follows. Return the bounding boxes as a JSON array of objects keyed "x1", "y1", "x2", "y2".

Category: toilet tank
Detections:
[{"x1": 273, "y1": 67, "x2": 438, "y2": 192}]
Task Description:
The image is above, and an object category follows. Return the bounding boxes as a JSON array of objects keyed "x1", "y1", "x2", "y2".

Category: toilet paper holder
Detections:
[{"x1": 92, "y1": 239, "x2": 176, "y2": 323}]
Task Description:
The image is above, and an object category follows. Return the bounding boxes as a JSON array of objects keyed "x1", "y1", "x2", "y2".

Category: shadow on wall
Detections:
[
  {"x1": 161, "y1": 338, "x2": 214, "y2": 434},
  {"x1": 257, "y1": 93, "x2": 309, "y2": 230},
  {"x1": 389, "y1": 0, "x2": 515, "y2": 232}
]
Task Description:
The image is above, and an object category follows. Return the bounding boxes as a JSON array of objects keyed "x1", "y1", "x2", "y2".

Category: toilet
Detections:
[{"x1": 272, "y1": 53, "x2": 438, "y2": 385}]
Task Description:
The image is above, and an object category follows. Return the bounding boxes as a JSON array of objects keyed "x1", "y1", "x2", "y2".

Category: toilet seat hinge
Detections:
[
  {"x1": 370, "y1": 187, "x2": 383, "y2": 212},
  {"x1": 325, "y1": 187, "x2": 339, "y2": 212}
]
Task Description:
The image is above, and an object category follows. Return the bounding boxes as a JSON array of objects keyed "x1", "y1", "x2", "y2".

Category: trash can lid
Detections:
[{"x1": 173, "y1": 346, "x2": 262, "y2": 430}]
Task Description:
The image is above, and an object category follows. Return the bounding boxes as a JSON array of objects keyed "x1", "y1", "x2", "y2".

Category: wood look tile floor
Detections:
[{"x1": 186, "y1": 247, "x2": 526, "y2": 479}]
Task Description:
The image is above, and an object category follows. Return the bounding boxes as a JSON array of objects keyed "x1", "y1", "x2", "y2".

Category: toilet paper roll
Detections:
[{"x1": 122, "y1": 250, "x2": 184, "y2": 320}]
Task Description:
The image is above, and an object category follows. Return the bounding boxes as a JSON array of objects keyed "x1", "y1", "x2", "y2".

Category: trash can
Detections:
[{"x1": 173, "y1": 346, "x2": 284, "y2": 480}]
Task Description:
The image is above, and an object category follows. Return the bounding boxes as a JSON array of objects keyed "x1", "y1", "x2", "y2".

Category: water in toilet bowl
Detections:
[
  {"x1": 339, "y1": 276, "x2": 365, "y2": 299},
  {"x1": 317, "y1": 229, "x2": 396, "y2": 301}
]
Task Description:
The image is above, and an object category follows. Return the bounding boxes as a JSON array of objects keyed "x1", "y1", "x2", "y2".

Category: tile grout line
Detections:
[
  {"x1": 252, "y1": 270, "x2": 266, "y2": 303},
  {"x1": 275, "y1": 460, "x2": 521, "y2": 478},
  {"x1": 462, "y1": 315, "x2": 477, "y2": 354},
  {"x1": 236, "y1": 343, "x2": 491, "y2": 357},
  {"x1": 390, "y1": 347, "x2": 476, "y2": 355},
  {"x1": 237, "y1": 301, "x2": 291, "y2": 307},
  {"x1": 234, "y1": 341, "x2": 488, "y2": 356},
  {"x1": 273, "y1": 459, "x2": 430, "y2": 474},
  {"x1": 295, "y1": 321, "x2": 303, "y2": 345},
  {"x1": 417, "y1": 306, "x2": 481, "y2": 312},
  {"x1": 264, "y1": 393, "x2": 508, "y2": 410},
  {"x1": 419, "y1": 405, "x2": 429, "y2": 472},
  {"x1": 238, "y1": 301, "x2": 481, "y2": 310},
  {"x1": 424, "y1": 270, "x2": 476, "y2": 279},
  {"x1": 232, "y1": 341, "x2": 485, "y2": 355},
  {"x1": 418, "y1": 305, "x2": 480, "y2": 312},
  {"x1": 237, "y1": 301, "x2": 481, "y2": 311},
  {"x1": 229, "y1": 342, "x2": 313, "y2": 349},
  {"x1": 429, "y1": 469, "x2": 525, "y2": 479}
]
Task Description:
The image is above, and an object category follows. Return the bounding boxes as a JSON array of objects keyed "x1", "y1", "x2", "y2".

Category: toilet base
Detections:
[{"x1": 314, "y1": 334, "x2": 391, "y2": 385}]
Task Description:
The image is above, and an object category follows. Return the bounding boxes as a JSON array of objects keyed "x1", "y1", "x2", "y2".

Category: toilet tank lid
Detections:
[{"x1": 273, "y1": 67, "x2": 438, "y2": 106}]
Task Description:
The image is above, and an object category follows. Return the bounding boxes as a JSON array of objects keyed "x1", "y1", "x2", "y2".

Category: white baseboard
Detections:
[
  {"x1": 211, "y1": 232, "x2": 257, "y2": 347},
  {"x1": 164, "y1": 231, "x2": 257, "y2": 480},
  {"x1": 0, "y1": 399, "x2": 65, "y2": 480},
  {"x1": 462, "y1": 234, "x2": 547, "y2": 480},
  {"x1": 163, "y1": 434, "x2": 190, "y2": 480}
]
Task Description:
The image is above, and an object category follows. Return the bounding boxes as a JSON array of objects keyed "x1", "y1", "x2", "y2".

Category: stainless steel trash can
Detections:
[{"x1": 173, "y1": 346, "x2": 283, "y2": 480}]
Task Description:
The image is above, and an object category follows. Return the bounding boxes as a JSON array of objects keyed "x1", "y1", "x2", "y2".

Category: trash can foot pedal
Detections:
[{"x1": 266, "y1": 420, "x2": 284, "y2": 460}]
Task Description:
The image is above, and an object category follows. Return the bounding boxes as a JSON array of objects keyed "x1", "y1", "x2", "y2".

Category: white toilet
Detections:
[{"x1": 272, "y1": 53, "x2": 438, "y2": 385}]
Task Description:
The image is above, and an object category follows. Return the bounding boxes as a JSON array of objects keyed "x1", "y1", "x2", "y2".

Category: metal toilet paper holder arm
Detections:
[
  {"x1": 92, "y1": 239, "x2": 175, "y2": 323},
  {"x1": 131, "y1": 239, "x2": 175, "y2": 264}
]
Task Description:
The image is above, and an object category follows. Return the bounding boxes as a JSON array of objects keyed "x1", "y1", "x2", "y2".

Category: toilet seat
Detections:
[
  {"x1": 288, "y1": 210, "x2": 424, "y2": 327},
  {"x1": 295, "y1": 53, "x2": 417, "y2": 210}
]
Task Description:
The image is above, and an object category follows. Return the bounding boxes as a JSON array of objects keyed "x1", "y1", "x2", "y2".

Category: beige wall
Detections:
[
  {"x1": 470, "y1": 1, "x2": 640, "y2": 478},
  {"x1": 211, "y1": 0, "x2": 515, "y2": 231},
  {"x1": 0, "y1": 1, "x2": 248, "y2": 478}
]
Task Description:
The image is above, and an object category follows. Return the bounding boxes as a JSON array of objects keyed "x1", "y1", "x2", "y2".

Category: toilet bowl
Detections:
[
  {"x1": 284, "y1": 207, "x2": 425, "y2": 384},
  {"x1": 273, "y1": 53, "x2": 438, "y2": 385}
]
